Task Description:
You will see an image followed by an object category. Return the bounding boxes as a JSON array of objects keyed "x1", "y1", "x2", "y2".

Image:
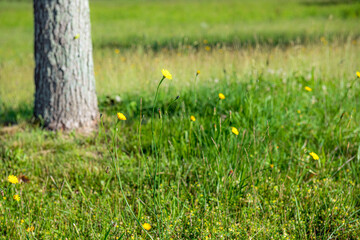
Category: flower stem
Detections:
[{"x1": 151, "y1": 76, "x2": 165, "y2": 238}]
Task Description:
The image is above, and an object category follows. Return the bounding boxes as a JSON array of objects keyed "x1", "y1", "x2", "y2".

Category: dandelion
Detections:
[
  {"x1": 270, "y1": 164, "x2": 274, "y2": 168},
  {"x1": 26, "y1": 226, "x2": 35, "y2": 232},
  {"x1": 231, "y1": 127, "x2": 239, "y2": 135},
  {"x1": 219, "y1": 93, "x2": 225, "y2": 100},
  {"x1": 117, "y1": 112, "x2": 126, "y2": 121},
  {"x1": 304, "y1": 86, "x2": 312, "y2": 92},
  {"x1": 205, "y1": 46, "x2": 211, "y2": 51},
  {"x1": 115, "y1": 49, "x2": 120, "y2": 54},
  {"x1": 320, "y1": 36, "x2": 328, "y2": 45},
  {"x1": 161, "y1": 69, "x2": 172, "y2": 80},
  {"x1": 357, "y1": 71, "x2": 360, "y2": 78},
  {"x1": 196, "y1": 70, "x2": 200, "y2": 76},
  {"x1": 142, "y1": 223, "x2": 151, "y2": 231},
  {"x1": 13, "y1": 195, "x2": 20, "y2": 202},
  {"x1": 190, "y1": 115, "x2": 196, "y2": 122},
  {"x1": 8, "y1": 175, "x2": 18, "y2": 184},
  {"x1": 309, "y1": 152, "x2": 319, "y2": 160}
]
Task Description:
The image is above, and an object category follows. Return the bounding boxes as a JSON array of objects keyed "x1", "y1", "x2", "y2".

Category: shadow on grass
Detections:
[
  {"x1": 97, "y1": 81, "x2": 250, "y2": 122},
  {"x1": 96, "y1": 32, "x2": 359, "y2": 53},
  {"x1": 0, "y1": 103, "x2": 33, "y2": 126},
  {"x1": 300, "y1": 0, "x2": 359, "y2": 6}
]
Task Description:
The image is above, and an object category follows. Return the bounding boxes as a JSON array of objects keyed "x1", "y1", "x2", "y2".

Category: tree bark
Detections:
[{"x1": 34, "y1": 0, "x2": 98, "y2": 131}]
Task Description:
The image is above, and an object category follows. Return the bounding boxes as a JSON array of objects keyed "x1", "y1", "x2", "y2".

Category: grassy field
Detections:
[{"x1": 1, "y1": 0, "x2": 360, "y2": 239}]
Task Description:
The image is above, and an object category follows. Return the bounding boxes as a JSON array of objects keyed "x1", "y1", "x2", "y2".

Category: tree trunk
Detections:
[{"x1": 34, "y1": 0, "x2": 98, "y2": 131}]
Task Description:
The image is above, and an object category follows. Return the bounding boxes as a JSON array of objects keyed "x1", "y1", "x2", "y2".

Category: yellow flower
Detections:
[
  {"x1": 117, "y1": 112, "x2": 126, "y2": 121},
  {"x1": 115, "y1": 49, "x2": 120, "y2": 54},
  {"x1": 26, "y1": 226, "x2": 35, "y2": 232},
  {"x1": 190, "y1": 116, "x2": 196, "y2": 122},
  {"x1": 356, "y1": 71, "x2": 360, "y2": 78},
  {"x1": 161, "y1": 69, "x2": 172, "y2": 80},
  {"x1": 218, "y1": 93, "x2": 225, "y2": 100},
  {"x1": 196, "y1": 70, "x2": 200, "y2": 75},
  {"x1": 309, "y1": 152, "x2": 319, "y2": 160},
  {"x1": 8, "y1": 175, "x2": 18, "y2": 184},
  {"x1": 270, "y1": 164, "x2": 274, "y2": 168},
  {"x1": 142, "y1": 223, "x2": 151, "y2": 231},
  {"x1": 320, "y1": 36, "x2": 328, "y2": 45},
  {"x1": 304, "y1": 86, "x2": 312, "y2": 92},
  {"x1": 205, "y1": 46, "x2": 211, "y2": 51},
  {"x1": 231, "y1": 127, "x2": 239, "y2": 135},
  {"x1": 13, "y1": 194, "x2": 20, "y2": 202}
]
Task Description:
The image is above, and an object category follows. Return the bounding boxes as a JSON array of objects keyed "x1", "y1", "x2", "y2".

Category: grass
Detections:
[
  {"x1": 1, "y1": 0, "x2": 360, "y2": 239},
  {"x1": 1, "y1": 70, "x2": 360, "y2": 238},
  {"x1": 0, "y1": 0, "x2": 360, "y2": 59}
]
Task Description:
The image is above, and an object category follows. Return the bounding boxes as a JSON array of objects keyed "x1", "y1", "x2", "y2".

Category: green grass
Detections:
[
  {"x1": 1, "y1": 72, "x2": 360, "y2": 238},
  {"x1": 0, "y1": 0, "x2": 360, "y2": 60},
  {"x1": 1, "y1": 0, "x2": 360, "y2": 239}
]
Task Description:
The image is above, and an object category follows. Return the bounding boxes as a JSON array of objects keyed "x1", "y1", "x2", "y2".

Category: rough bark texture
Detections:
[{"x1": 34, "y1": 0, "x2": 98, "y2": 131}]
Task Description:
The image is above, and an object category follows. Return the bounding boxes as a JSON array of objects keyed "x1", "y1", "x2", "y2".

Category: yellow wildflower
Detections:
[
  {"x1": 205, "y1": 46, "x2": 211, "y2": 51},
  {"x1": 304, "y1": 86, "x2": 312, "y2": 92},
  {"x1": 196, "y1": 70, "x2": 200, "y2": 75},
  {"x1": 117, "y1": 112, "x2": 126, "y2": 121},
  {"x1": 219, "y1": 93, "x2": 225, "y2": 100},
  {"x1": 13, "y1": 195, "x2": 20, "y2": 202},
  {"x1": 190, "y1": 116, "x2": 196, "y2": 122},
  {"x1": 270, "y1": 164, "x2": 274, "y2": 168},
  {"x1": 309, "y1": 152, "x2": 319, "y2": 160},
  {"x1": 161, "y1": 69, "x2": 172, "y2": 80},
  {"x1": 8, "y1": 175, "x2": 18, "y2": 184},
  {"x1": 26, "y1": 226, "x2": 35, "y2": 232},
  {"x1": 356, "y1": 71, "x2": 360, "y2": 78},
  {"x1": 231, "y1": 127, "x2": 239, "y2": 135},
  {"x1": 115, "y1": 49, "x2": 120, "y2": 54},
  {"x1": 320, "y1": 36, "x2": 328, "y2": 45},
  {"x1": 142, "y1": 223, "x2": 151, "y2": 231}
]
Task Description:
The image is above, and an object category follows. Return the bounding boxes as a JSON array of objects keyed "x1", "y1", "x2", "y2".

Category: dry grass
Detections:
[{"x1": 1, "y1": 41, "x2": 359, "y2": 109}]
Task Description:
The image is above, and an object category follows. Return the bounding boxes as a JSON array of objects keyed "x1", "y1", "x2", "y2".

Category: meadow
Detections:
[{"x1": 1, "y1": 0, "x2": 360, "y2": 239}]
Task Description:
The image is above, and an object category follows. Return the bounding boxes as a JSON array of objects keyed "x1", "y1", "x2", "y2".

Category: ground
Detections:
[{"x1": 0, "y1": 0, "x2": 360, "y2": 239}]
